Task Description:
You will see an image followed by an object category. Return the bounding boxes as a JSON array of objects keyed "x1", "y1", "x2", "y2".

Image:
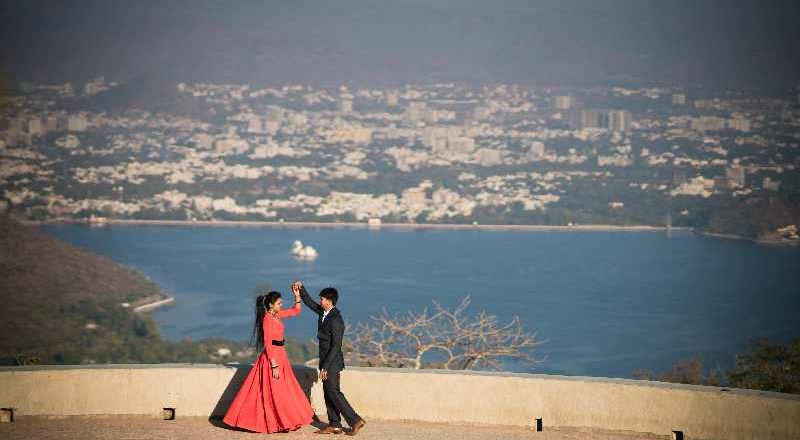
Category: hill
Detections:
[
  {"x1": 0, "y1": 217, "x2": 313, "y2": 365},
  {"x1": 704, "y1": 196, "x2": 800, "y2": 242},
  {"x1": 62, "y1": 77, "x2": 214, "y2": 120},
  {"x1": 0, "y1": 216, "x2": 162, "y2": 355}
]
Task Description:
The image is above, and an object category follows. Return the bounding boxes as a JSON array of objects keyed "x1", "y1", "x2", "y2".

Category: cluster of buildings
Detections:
[
  {"x1": 568, "y1": 109, "x2": 632, "y2": 132},
  {"x1": 1, "y1": 80, "x2": 798, "y2": 225},
  {"x1": 2, "y1": 112, "x2": 90, "y2": 147}
]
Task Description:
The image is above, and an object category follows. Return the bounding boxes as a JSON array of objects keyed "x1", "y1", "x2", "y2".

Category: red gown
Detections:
[{"x1": 223, "y1": 303, "x2": 313, "y2": 433}]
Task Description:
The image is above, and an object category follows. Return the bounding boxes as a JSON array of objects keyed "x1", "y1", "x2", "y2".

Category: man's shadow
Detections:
[{"x1": 209, "y1": 364, "x2": 326, "y2": 430}]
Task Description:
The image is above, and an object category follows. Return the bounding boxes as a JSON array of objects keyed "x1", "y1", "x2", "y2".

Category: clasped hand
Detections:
[{"x1": 291, "y1": 280, "x2": 302, "y2": 302}]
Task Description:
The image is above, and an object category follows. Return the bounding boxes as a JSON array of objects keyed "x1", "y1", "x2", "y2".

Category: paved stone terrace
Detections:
[{"x1": 0, "y1": 416, "x2": 667, "y2": 440}]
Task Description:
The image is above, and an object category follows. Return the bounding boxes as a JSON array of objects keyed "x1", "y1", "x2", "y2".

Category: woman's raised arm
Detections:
[{"x1": 277, "y1": 301, "x2": 301, "y2": 318}]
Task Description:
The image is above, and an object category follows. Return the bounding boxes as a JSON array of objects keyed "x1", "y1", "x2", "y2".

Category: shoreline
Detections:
[
  {"x1": 692, "y1": 230, "x2": 800, "y2": 247},
  {"x1": 26, "y1": 217, "x2": 798, "y2": 245},
  {"x1": 132, "y1": 295, "x2": 176, "y2": 313},
  {"x1": 23, "y1": 217, "x2": 686, "y2": 233}
]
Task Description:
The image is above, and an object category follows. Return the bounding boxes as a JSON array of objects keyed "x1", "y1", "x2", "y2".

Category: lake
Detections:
[{"x1": 41, "y1": 224, "x2": 800, "y2": 379}]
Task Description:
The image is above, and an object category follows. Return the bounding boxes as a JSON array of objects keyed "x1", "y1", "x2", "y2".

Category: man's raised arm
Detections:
[{"x1": 297, "y1": 283, "x2": 323, "y2": 315}]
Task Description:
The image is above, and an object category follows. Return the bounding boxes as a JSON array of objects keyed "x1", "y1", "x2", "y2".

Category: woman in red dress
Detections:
[{"x1": 223, "y1": 289, "x2": 313, "y2": 433}]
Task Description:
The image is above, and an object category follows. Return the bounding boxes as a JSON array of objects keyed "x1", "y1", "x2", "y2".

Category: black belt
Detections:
[{"x1": 271, "y1": 340, "x2": 285, "y2": 346}]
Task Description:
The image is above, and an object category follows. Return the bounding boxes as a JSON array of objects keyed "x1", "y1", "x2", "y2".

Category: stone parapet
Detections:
[{"x1": 1, "y1": 364, "x2": 798, "y2": 440}]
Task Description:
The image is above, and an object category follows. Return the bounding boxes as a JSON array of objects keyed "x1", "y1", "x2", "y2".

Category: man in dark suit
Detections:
[{"x1": 294, "y1": 281, "x2": 366, "y2": 436}]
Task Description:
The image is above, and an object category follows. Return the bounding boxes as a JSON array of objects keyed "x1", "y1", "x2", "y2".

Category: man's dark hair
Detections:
[{"x1": 320, "y1": 287, "x2": 339, "y2": 306}]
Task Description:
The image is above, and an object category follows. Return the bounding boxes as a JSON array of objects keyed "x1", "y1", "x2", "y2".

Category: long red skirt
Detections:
[{"x1": 222, "y1": 350, "x2": 313, "y2": 433}]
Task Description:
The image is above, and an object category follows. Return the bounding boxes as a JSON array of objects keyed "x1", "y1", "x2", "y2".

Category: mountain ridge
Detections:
[{"x1": 0, "y1": 216, "x2": 160, "y2": 356}]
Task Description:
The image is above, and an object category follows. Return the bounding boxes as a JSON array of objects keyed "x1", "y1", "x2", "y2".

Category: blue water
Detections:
[{"x1": 41, "y1": 224, "x2": 800, "y2": 379}]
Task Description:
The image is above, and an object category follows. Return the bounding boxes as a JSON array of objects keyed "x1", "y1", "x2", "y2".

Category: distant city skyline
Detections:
[
  {"x1": 1, "y1": 0, "x2": 799, "y2": 90},
  {"x1": 2, "y1": 78, "x2": 797, "y2": 242}
]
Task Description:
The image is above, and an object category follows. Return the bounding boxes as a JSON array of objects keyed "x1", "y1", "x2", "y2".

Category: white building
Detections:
[
  {"x1": 27, "y1": 117, "x2": 44, "y2": 136},
  {"x1": 402, "y1": 187, "x2": 427, "y2": 207},
  {"x1": 338, "y1": 98, "x2": 353, "y2": 113},
  {"x1": 407, "y1": 101, "x2": 427, "y2": 123},
  {"x1": 214, "y1": 138, "x2": 250, "y2": 155},
  {"x1": 529, "y1": 141, "x2": 546, "y2": 158},
  {"x1": 385, "y1": 91, "x2": 399, "y2": 107},
  {"x1": 288, "y1": 113, "x2": 308, "y2": 127},
  {"x1": 691, "y1": 116, "x2": 727, "y2": 132},
  {"x1": 728, "y1": 118, "x2": 751, "y2": 132},
  {"x1": 67, "y1": 115, "x2": 88, "y2": 132},
  {"x1": 247, "y1": 117, "x2": 265, "y2": 133},
  {"x1": 694, "y1": 100, "x2": 718, "y2": 110},
  {"x1": 552, "y1": 95, "x2": 573, "y2": 110},
  {"x1": 473, "y1": 148, "x2": 503, "y2": 165},
  {"x1": 422, "y1": 126, "x2": 445, "y2": 149},
  {"x1": 597, "y1": 155, "x2": 634, "y2": 167},
  {"x1": 447, "y1": 136, "x2": 476, "y2": 154}
]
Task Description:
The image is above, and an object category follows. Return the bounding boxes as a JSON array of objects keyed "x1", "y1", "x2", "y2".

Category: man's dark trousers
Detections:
[{"x1": 323, "y1": 368, "x2": 360, "y2": 428}]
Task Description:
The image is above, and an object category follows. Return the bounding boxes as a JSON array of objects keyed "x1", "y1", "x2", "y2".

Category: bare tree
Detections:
[{"x1": 345, "y1": 296, "x2": 545, "y2": 370}]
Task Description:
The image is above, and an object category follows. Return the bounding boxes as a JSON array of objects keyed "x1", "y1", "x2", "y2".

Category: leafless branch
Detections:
[{"x1": 345, "y1": 296, "x2": 546, "y2": 371}]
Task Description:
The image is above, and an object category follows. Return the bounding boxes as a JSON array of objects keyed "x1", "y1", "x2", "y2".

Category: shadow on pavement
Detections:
[{"x1": 208, "y1": 364, "x2": 323, "y2": 431}]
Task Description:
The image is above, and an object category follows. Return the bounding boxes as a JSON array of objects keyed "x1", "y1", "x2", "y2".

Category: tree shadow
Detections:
[{"x1": 208, "y1": 364, "x2": 324, "y2": 430}]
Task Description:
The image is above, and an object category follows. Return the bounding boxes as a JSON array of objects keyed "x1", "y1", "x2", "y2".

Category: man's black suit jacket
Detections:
[{"x1": 300, "y1": 287, "x2": 346, "y2": 373}]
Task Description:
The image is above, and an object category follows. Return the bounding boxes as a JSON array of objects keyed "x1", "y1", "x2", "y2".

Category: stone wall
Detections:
[{"x1": 1, "y1": 364, "x2": 798, "y2": 440}]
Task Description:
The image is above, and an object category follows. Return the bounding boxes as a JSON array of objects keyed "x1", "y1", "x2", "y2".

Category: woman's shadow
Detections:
[{"x1": 209, "y1": 364, "x2": 326, "y2": 430}]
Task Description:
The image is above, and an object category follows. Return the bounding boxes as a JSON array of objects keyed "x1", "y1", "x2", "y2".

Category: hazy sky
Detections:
[{"x1": 1, "y1": 0, "x2": 798, "y2": 89}]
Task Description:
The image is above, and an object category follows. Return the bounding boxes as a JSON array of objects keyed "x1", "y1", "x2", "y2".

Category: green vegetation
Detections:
[
  {"x1": 0, "y1": 216, "x2": 314, "y2": 367},
  {"x1": 632, "y1": 338, "x2": 800, "y2": 394},
  {"x1": 704, "y1": 196, "x2": 800, "y2": 241},
  {"x1": 1, "y1": 298, "x2": 314, "y2": 366},
  {"x1": 728, "y1": 338, "x2": 800, "y2": 394}
]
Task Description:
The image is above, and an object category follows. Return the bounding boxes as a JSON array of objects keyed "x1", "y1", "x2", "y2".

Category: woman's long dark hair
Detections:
[{"x1": 250, "y1": 291, "x2": 282, "y2": 349}]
